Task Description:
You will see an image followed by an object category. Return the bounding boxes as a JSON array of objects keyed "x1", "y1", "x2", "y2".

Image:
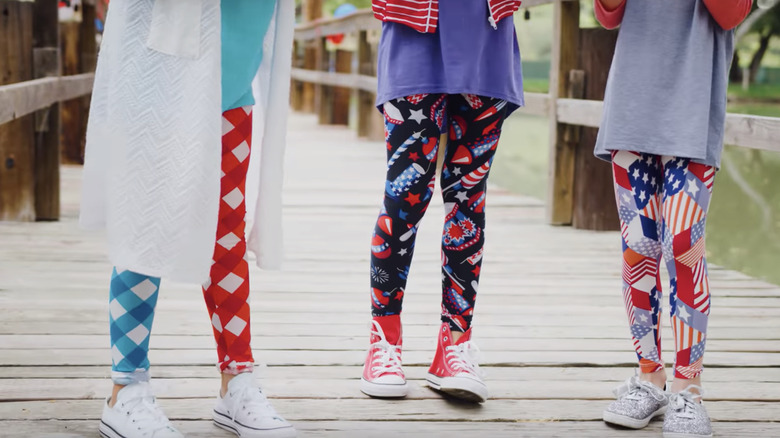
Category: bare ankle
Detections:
[
  {"x1": 638, "y1": 368, "x2": 667, "y2": 389},
  {"x1": 109, "y1": 383, "x2": 126, "y2": 407},
  {"x1": 671, "y1": 375, "x2": 702, "y2": 397}
]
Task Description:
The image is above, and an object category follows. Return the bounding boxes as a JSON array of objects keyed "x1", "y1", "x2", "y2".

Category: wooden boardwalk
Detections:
[{"x1": 1, "y1": 113, "x2": 779, "y2": 437}]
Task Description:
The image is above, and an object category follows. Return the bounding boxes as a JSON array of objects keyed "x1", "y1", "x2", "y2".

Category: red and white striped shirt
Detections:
[{"x1": 372, "y1": 0, "x2": 522, "y2": 33}]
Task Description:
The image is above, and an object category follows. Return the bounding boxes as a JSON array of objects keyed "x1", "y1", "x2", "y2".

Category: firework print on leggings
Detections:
[
  {"x1": 203, "y1": 106, "x2": 255, "y2": 374},
  {"x1": 370, "y1": 93, "x2": 508, "y2": 332},
  {"x1": 612, "y1": 150, "x2": 715, "y2": 379}
]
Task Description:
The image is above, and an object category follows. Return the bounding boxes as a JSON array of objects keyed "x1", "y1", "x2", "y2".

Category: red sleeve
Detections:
[
  {"x1": 594, "y1": 0, "x2": 626, "y2": 30},
  {"x1": 702, "y1": 0, "x2": 753, "y2": 31}
]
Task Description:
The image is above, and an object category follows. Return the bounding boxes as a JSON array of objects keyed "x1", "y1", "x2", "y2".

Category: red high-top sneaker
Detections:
[
  {"x1": 360, "y1": 315, "x2": 408, "y2": 398},
  {"x1": 426, "y1": 323, "x2": 487, "y2": 403}
]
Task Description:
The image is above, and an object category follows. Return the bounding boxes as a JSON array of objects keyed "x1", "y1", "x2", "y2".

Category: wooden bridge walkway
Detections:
[{"x1": 0, "y1": 113, "x2": 779, "y2": 437}]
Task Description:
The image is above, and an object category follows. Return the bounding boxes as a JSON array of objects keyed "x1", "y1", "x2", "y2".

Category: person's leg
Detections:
[
  {"x1": 660, "y1": 156, "x2": 715, "y2": 438},
  {"x1": 369, "y1": 94, "x2": 447, "y2": 321},
  {"x1": 611, "y1": 150, "x2": 667, "y2": 387},
  {"x1": 438, "y1": 94, "x2": 508, "y2": 335},
  {"x1": 102, "y1": 269, "x2": 183, "y2": 437},
  {"x1": 108, "y1": 268, "x2": 161, "y2": 401},
  {"x1": 362, "y1": 94, "x2": 447, "y2": 397},
  {"x1": 659, "y1": 156, "x2": 715, "y2": 393},
  {"x1": 205, "y1": 106, "x2": 295, "y2": 437},
  {"x1": 602, "y1": 151, "x2": 669, "y2": 430},
  {"x1": 202, "y1": 106, "x2": 255, "y2": 391},
  {"x1": 425, "y1": 95, "x2": 509, "y2": 404}
]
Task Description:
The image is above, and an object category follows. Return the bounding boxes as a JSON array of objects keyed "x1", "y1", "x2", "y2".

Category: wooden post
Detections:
[
  {"x1": 355, "y1": 30, "x2": 383, "y2": 141},
  {"x1": 33, "y1": 0, "x2": 61, "y2": 221},
  {"x1": 571, "y1": 28, "x2": 619, "y2": 231},
  {"x1": 315, "y1": 37, "x2": 334, "y2": 124},
  {"x1": 59, "y1": 20, "x2": 81, "y2": 164},
  {"x1": 60, "y1": 0, "x2": 96, "y2": 164},
  {"x1": 290, "y1": 40, "x2": 305, "y2": 111},
  {"x1": 301, "y1": 0, "x2": 322, "y2": 112},
  {"x1": 331, "y1": 49, "x2": 352, "y2": 125},
  {"x1": 546, "y1": 0, "x2": 580, "y2": 225},
  {"x1": 0, "y1": 1, "x2": 35, "y2": 221}
]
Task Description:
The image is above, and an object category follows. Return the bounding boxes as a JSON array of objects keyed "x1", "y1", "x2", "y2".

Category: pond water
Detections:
[{"x1": 492, "y1": 114, "x2": 780, "y2": 286}]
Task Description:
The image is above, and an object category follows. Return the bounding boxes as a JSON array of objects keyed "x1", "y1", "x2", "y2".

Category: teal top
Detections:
[{"x1": 221, "y1": 0, "x2": 276, "y2": 111}]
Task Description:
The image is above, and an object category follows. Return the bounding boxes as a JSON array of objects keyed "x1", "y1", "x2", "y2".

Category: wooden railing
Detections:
[
  {"x1": 291, "y1": 0, "x2": 780, "y2": 229},
  {"x1": 0, "y1": 74, "x2": 95, "y2": 126},
  {"x1": 0, "y1": 0, "x2": 97, "y2": 222}
]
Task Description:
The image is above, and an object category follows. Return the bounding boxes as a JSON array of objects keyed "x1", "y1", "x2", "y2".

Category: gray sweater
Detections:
[{"x1": 594, "y1": 0, "x2": 734, "y2": 168}]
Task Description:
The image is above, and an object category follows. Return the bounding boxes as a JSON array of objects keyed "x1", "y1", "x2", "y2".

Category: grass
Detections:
[
  {"x1": 522, "y1": 78, "x2": 550, "y2": 94},
  {"x1": 727, "y1": 82, "x2": 780, "y2": 101}
]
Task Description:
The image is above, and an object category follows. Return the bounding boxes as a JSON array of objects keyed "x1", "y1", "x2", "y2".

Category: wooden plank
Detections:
[
  {"x1": 3, "y1": 420, "x2": 780, "y2": 438},
  {"x1": 557, "y1": 97, "x2": 603, "y2": 127},
  {"x1": 0, "y1": 74, "x2": 94, "y2": 125},
  {"x1": 2, "y1": 398, "x2": 779, "y2": 422},
  {"x1": 546, "y1": 0, "x2": 580, "y2": 225},
  {"x1": 0, "y1": 0, "x2": 35, "y2": 221},
  {"x1": 2, "y1": 334, "x2": 778, "y2": 353},
  {"x1": 4, "y1": 365, "x2": 780, "y2": 383},
  {"x1": 513, "y1": 92, "x2": 551, "y2": 117},
  {"x1": 291, "y1": 68, "x2": 376, "y2": 93},
  {"x1": 3, "y1": 348, "x2": 779, "y2": 368},
  {"x1": 724, "y1": 113, "x2": 780, "y2": 152},
  {"x1": 4, "y1": 376, "x2": 780, "y2": 402}
]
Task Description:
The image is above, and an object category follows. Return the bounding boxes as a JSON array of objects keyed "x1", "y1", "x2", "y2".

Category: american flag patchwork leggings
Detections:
[
  {"x1": 109, "y1": 107, "x2": 255, "y2": 384},
  {"x1": 370, "y1": 93, "x2": 508, "y2": 332},
  {"x1": 612, "y1": 150, "x2": 715, "y2": 379}
]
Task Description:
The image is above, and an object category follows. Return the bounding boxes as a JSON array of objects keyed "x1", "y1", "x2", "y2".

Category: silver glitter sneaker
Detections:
[
  {"x1": 603, "y1": 375, "x2": 668, "y2": 429},
  {"x1": 663, "y1": 387, "x2": 712, "y2": 438}
]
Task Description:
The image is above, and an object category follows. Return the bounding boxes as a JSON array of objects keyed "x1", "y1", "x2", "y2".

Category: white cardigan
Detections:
[{"x1": 80, "y1": 0, "x2": 295, "y2": 284}]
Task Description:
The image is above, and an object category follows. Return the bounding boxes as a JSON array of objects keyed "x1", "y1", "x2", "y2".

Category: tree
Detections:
[
  {"x1": 746, "y1": 4, "x2": 780, "y2": 83},
  {"x1": 733, "y1": 2, "x2": 780, "y2": 84}
]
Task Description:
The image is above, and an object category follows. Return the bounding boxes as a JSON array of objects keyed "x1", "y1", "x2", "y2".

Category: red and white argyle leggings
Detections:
[{"x1": 109, "y1": 107, "x2": 255, "y2": 384}]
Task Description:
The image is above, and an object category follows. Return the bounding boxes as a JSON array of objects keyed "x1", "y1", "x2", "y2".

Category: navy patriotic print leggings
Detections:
[{"x1": 370, "y1": 93, "x2": 509, "y2": 332}]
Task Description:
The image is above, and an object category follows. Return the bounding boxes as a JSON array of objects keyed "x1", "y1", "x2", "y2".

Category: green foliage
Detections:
[{"x1": 324, "y1": 0, "x2": 371, "y2": 16}]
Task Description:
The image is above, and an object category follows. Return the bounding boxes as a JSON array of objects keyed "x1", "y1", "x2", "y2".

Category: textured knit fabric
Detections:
[
  {"x1": 371, "y1": 94, "x2": 509, "y2": 332},
  {"x1": 220, "y1": 0, "x2": 276, "y2": 111},
  {"x1": 109, "y1": 269, "x2": 161, "y2": 385},
  {"x1": 372, "y1": 0, "x2": 521, "y2": 33},
  {"x1": 594, "y1": 0, "x2": 735, "y2": 168},
  {"x1": 612, "y1": 150, "x2": 714, "y2": 379},
  {"x1": 203, "y1": 106, "x2": 256, "y2": 374},
  {"x1": 108, "y1": 108, "x2": 257, "y2": 383},
  {"x1": 376, "y1": 1, "x2": 524, "y2": 112},
  {"x1": 81, "y1": 0, "x2": 295, "y2": 282}
]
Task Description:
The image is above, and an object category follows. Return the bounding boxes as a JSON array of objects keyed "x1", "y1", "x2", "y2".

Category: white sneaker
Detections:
[
  {"x1": 99, "y1": 382, "x2": 183, "y2": 438},
  {"x1": 213, "y1": 373, "x2": 297, "y2": 438}
]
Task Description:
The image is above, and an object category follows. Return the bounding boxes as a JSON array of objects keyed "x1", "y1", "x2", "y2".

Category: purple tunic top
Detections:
[{"x1": 376, "y1": 1, "x2": 524, "y2": 114}]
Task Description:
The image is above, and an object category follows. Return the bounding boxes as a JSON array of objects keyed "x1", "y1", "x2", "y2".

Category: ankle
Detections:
[
  {"x1": 671, "y1": 375, "x2": 702, "y2": 397},
  {"x1": 638, "y1": 368, "x2": 667, "y2": 389},
  {"x1": 109, "y1": 383, "x2": 126, "y2": 408},
  {"x1": 221, "y1": 373, "x2": 236, "y2": 397}
]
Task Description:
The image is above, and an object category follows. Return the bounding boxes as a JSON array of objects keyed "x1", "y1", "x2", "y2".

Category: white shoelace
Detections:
[
  {"x1": 228, "y1": 385, "x2": 283, "y2": 424},
  {"x1": 368, "y1": 320, "x2": 403, "y2": 375},
  {"x1": 444, "y1": 340, "x2": 484, "y2": 378},
  {"x1": 669, "y1": 385, "x2": 705, "y2": 419},
  {"x1": 614, "y1": 375, "x2": 666, "y2": 402},
  {"x1": 120, "y1": 395, "x2": 172, "y2": 435}
]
